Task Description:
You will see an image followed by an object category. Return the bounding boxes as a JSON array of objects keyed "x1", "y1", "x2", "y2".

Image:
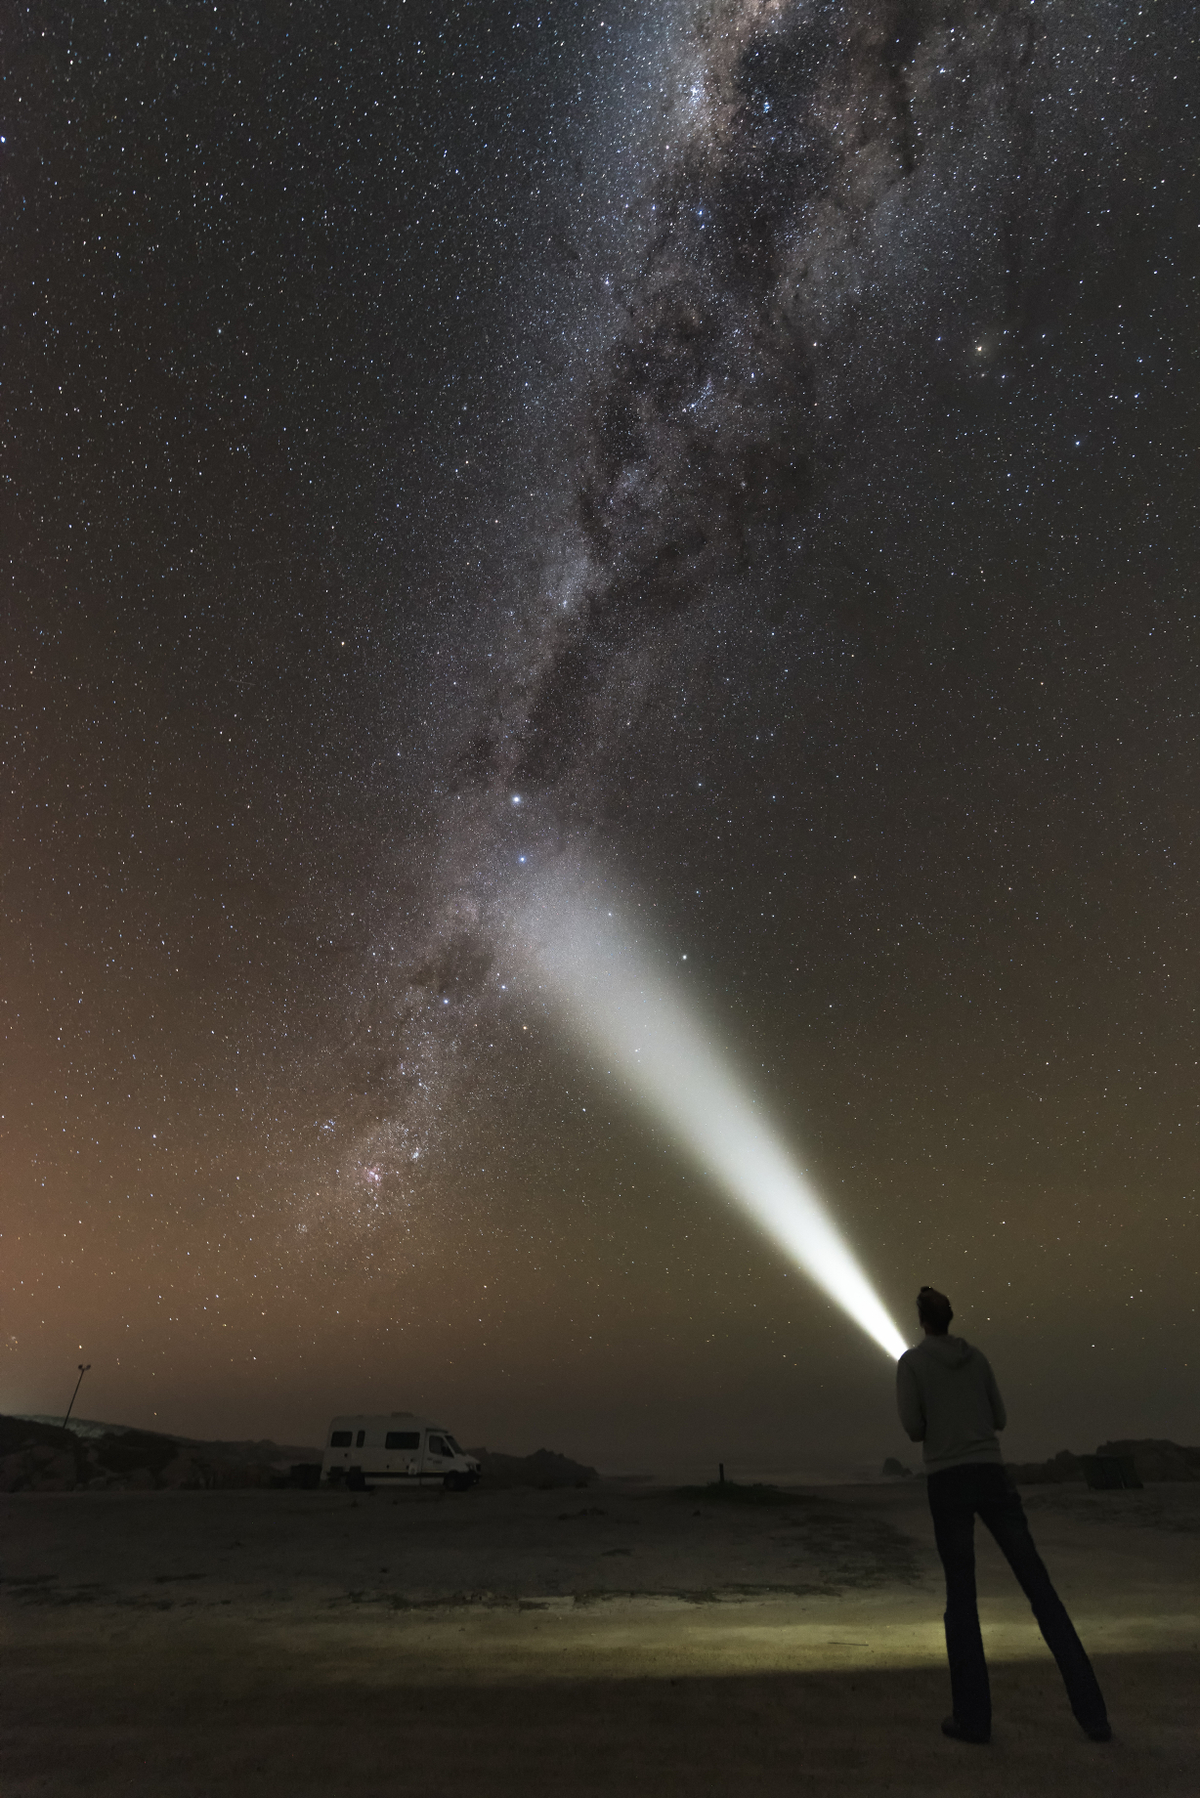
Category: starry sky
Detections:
[{"x1": 4, "y1": 0, "x2": 1198, "y2": 1476}]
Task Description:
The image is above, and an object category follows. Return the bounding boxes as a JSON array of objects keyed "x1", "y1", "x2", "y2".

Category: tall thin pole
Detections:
[{"x1": 62, "y1": 1363, "x2": 91, "y2": 1431}]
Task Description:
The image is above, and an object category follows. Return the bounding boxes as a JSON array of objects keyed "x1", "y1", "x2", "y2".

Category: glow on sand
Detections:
[{"x1": 519, "y1": 884, "x2": 909, "y2": 1362}]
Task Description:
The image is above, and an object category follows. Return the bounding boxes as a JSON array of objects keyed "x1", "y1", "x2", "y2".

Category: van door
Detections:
[
  {"x1": 423, "y1": 1431, "x2": 452, "y2": 1485},
  {"x1": 384, "y1": 1428, "x2": 422, "y2": 1481}
]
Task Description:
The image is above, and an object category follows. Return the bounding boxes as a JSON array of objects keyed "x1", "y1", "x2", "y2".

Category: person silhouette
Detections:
[{"x1": 896, "y1": 1286, "x2": 1110, "y2": 1745}]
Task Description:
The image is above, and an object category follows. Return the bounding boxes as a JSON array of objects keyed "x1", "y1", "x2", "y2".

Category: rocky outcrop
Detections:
[
  {"x1": 1007, "y1": 1449, "x2": 1087, "y2": 1486},
  {"x1": 1095, "y1": 1440, "x2": 1200, "y2": 1483},
  {"x1": 1009, "y1": 1440, "x2": 1200, "y2": 1486}
]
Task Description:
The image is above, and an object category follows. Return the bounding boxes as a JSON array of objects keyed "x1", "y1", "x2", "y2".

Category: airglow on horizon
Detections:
[{"x1": 518, "y1": 883, "x2": 909, "y2": 1362}]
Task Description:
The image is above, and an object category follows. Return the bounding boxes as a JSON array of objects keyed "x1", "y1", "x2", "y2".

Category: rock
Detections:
[
  {"x1": 1008, "y1": 1449, "x2": 1085, "y2": 1486},
  {"x1": 1082, "y1": 1454, "x2": 1141, "y2": 1491},
  {"x1": 1095, "y1": 1440, "x2": 1200, "y2": 1483}
]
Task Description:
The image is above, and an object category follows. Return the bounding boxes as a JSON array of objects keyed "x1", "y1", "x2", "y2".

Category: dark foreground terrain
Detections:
[{"x1": 3, "y1": 1478, "x2": 1197, "y2": 1795}]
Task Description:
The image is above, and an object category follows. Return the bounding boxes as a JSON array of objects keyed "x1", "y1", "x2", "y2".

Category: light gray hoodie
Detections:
[{"x1": 896, "y1": 1334, "x2": 1007, "y2": 1474}]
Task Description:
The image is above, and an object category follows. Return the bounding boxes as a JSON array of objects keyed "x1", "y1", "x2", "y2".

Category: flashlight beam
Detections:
[{"x1": 522, "y1": 891, "x2": 908, "y2": 1361}]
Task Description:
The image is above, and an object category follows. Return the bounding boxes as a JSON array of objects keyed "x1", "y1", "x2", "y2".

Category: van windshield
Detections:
[{"x1": 443, "y1": 1434, "x2": 463, "y2": 1455}]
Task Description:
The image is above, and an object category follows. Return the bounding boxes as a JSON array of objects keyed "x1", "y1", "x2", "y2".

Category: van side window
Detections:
[
  {"x1": 330, "y1": 1431, "x2": 352, "y2": 1448},
  {"x1": 428, "y1": 1435, "x2": 448, "y2": 1457},
  {"x1": 385, "y1": 1432, "x2": 420, "y2": 1451},
  {"x1": 355, "y1": 1430, "x2": 366, "y2": 1448}
]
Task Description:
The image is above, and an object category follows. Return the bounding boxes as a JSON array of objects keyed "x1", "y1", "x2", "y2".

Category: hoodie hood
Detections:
[{"x1": 919, "y1": 1333, "x2": 973, "y2": 1371}]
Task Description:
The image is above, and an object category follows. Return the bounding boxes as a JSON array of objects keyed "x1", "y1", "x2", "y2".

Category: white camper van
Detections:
[{"x1": 321, "y1": 1412, "x2": 480, "y2": 1491}]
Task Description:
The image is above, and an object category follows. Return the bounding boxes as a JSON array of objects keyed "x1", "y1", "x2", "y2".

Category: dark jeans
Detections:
[{"x1": 927, "y1": 1462, "x2": 1108, "y2": 1734}]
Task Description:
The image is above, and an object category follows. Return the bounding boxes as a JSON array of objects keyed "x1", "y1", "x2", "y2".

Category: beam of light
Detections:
[{"x1": 517, "y1": 881, "x2": 909, "y2": 1362}]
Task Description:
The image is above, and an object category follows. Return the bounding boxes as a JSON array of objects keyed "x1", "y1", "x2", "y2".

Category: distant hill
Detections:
[
  {"x1": 1009, "y1": 1440, "x2": 1200, "y2": 1485},
  {"x1": 467, "y1": 1446, "x2": 597, "y2": 1489},
  {"x1": 18, "y1": 1415, "x2": 141, "y2": 1441},
  {"x1": 1, "y1": 1414, "x2": 320, "y2": 1493},
  {"x1": 15, "y1": 1415, "x2": 319, "y2": 1465}
]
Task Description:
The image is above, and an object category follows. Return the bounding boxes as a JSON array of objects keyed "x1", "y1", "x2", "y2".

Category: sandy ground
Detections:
[{"x1": 3, "y1": 1478, "x2": 1197, "y2": 1795}]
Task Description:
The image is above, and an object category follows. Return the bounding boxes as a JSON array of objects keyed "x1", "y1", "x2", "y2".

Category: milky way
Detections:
[{"x1": 338, "y1": 0, "x2": 1181, "y2": 1233}]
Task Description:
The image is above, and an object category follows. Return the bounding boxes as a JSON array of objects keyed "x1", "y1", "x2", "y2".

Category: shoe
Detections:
[
  {"x1": 1082, "y1": 1720, "x2": 1112, "y2": 1743},
  {"x1": 942, "y1": 1716, "x2": 990, "y2": 1745}
]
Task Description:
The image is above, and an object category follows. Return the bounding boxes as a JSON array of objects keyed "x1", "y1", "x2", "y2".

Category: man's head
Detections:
[{"x1": 917, "y1": 1286, "x2": 953, "y2": 1336}]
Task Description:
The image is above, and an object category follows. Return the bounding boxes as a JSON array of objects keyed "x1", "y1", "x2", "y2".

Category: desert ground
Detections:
[{"x1": 3, "y1": 1476, "x2": 1196, "y2": 1796}]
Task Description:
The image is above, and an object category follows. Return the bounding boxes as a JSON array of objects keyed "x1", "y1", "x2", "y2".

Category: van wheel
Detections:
[{"x1": 444, "y1": 1473, "x2": 467, "y2": 1492}]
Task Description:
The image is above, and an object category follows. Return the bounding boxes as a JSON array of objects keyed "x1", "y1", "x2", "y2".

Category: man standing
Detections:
[{"x1": 896, "y1": 1286, "x2": 1110, "y2": 1745}]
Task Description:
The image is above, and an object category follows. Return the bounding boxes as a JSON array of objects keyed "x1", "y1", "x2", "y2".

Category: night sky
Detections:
[{"x1": 4, "y1": 0, "x2": 1198, "y2": 1476}]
